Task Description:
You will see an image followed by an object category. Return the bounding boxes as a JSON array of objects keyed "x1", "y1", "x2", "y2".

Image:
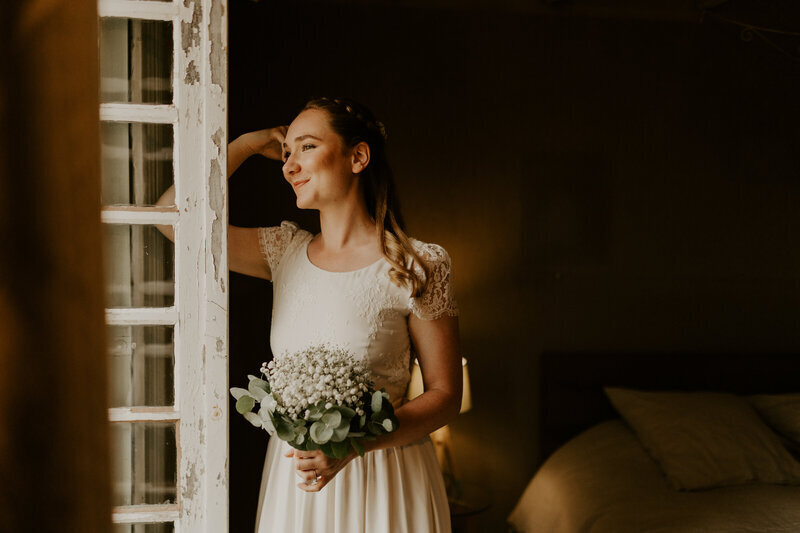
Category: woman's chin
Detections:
[{"x1": 295, "y1": 196, "x2": 314, "y2": 210}]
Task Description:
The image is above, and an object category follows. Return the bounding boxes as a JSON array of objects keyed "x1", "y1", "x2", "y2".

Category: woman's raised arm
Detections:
[{"x1": 153, "y1": 127, "x2": 287, "y2": 280}]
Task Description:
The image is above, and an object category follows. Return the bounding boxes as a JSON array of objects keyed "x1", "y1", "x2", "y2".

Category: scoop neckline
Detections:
[{"x1": 303, "y1": 236, "x2": 386, "y2": 274}]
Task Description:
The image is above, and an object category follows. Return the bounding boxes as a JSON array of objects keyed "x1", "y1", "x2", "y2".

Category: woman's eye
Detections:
[{"x1": 302, "y1": 144, "x2": 316, "y2": 151}]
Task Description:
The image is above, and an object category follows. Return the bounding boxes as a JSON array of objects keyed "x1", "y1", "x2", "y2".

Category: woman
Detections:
[{"x1": 160, "y1": 97, "x2": 461, "y2": 532}]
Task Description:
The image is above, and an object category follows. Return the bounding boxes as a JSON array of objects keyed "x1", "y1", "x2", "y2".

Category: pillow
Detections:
[
  {"x1": 604, "y1": 387, "x2": 800, "y2": 490},
  {"x1": 747, "y1": 393, "x2": 800, "y2": 456}
]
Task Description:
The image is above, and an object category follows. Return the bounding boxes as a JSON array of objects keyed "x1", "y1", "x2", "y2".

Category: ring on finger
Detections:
[{"x1": 310, "y1": 469, "x2": 319, "y2": 486}]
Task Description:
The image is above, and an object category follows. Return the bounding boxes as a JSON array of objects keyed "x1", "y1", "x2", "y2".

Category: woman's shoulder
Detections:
[
  {"x1": 257, "y1": 221, "x2": 312, "y2": 272},
  {"x1": 259, "y1": 221, "x2": 312, "y2": 241},
  {"x1": 406, "y1": 237, "x2": 458, "y2": 320},
  {"x1": 408, "y1": 237, "x2": 453, "y2": 268}
]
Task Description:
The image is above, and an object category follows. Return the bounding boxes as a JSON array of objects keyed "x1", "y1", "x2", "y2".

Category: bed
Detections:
[{"x1": 508, "y1": 352, "x2": 800, "y2": 533}]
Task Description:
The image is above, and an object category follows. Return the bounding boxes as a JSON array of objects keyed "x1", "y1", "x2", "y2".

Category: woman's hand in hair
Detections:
[{"x1": 240, "y1": 126, "x2": 288, "y2": 161}]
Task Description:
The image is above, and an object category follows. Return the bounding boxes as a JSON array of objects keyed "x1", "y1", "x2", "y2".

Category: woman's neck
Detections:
[{"x1": 317, "y1": 202, "x2": 377, "y2": 251}]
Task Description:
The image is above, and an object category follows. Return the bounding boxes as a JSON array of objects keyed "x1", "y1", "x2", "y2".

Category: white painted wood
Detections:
[
  {"x1": 98, "y1": 0, "x2": 178, "y2": 21},
  {"x1": 100, "y1": 0, "x2": 229, "y2": 529},
  {"x1": 112, "y1": 507, "x2": 180, "y2": 523},
  {"x1": 101, "y1": 207, "x2": 179, "y2": 225},
  {"x1": 106, "y1": 307, "x2": 178, "y2": 325},
  {"x1": 109, "y1": 407, "x2": 180, "y2": 422},
  {"x1": 173, "y1": 0, "x2": 229, "y2": 531},
  {"x1": 101, "y1": 103, "x2": 177, "y2": 124}
]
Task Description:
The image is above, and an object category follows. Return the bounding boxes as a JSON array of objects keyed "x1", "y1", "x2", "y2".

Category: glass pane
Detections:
[
  {"x1": 108, "y1": 325, "x2": 175, "y2": 407},
  {"x1": 104, "y1": 224, "x2": 175, "y2": 308},
  {"x1": 102, "y1": 122, "x2": 174, "y2": 206},
  {"x1": 113, "y1": 524, "x2": 174, "y2": 533},
  {"x1": 100, "y1": 18, "x2": 173, "y2": 104},
  {"x1": 111, "y1": 422, "x2": 178, "y2": 506}
]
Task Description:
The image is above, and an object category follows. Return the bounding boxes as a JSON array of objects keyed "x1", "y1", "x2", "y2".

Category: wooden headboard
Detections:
[{"x1": 538, "y1": 352, "x2": 800, "y2": 463}]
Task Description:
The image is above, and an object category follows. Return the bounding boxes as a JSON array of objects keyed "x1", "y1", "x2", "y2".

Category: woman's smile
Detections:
[{"x1": 292, "y1": 178, "x2": 310, "y2": 191}]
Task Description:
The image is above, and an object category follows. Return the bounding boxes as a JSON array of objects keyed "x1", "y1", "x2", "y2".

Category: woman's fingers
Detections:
[{"x1": 296, "y1": 470, "x2": 326, "y2": 492}]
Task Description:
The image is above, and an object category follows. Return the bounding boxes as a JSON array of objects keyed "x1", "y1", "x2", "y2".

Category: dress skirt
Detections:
[{"x1": 254, "y1": 436, "x2": 452, "y2": 533}]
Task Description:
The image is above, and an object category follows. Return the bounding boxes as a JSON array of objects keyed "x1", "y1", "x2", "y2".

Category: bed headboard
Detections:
[{"x1": 538, "y1": 352, "x2": 800, "y2": 463}]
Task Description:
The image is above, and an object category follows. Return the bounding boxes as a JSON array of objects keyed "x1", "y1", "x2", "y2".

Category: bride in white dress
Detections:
[{"x1": 225, "y1": 97, "x2": 462, "y2": 532}]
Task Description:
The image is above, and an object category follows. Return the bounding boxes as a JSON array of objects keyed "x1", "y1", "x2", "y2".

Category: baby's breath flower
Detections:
[{"x1": 265, "y1": 344, "x2": 372, "y2": 421}]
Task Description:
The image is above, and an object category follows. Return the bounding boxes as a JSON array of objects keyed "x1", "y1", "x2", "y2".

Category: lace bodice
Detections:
[{"x1": 257, "y1": 221, "x2": 458, "y2": 402}]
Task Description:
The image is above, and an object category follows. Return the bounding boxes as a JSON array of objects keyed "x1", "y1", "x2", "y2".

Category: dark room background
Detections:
[{"x1": 226, "y1": 1, "x2": 800, "y2": 530}]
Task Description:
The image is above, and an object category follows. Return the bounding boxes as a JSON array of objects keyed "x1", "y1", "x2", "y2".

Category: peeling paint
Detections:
[
  {"x1": 216, "y1": 337, "x2": 224, "y2": 352},
  {"x1": 209, "y1": 0, "x2": 226, "y2": 91},
  {"x1": 211, "y1": 405, "x2": 222, "y2": 421},
  {"x1": 199, "y1": 418, "x2": 205, "y2": 445},
  {"x1": 209, "y1": 127, "x2": 225, "y2": 283},
  {"x1": 181, "y1": 0, "x2": 202, "y2": 51},
  {"x1": 183, "y1": 460, "x2": 200, "y2": 501},
  {"x1": 185, "y1": 60, "x2": 200, "y2": 85}
]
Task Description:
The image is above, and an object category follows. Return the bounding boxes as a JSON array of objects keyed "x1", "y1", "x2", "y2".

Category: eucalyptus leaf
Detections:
[
  {"x1": 321, "y1": 442, "x2": 334, "y2": 457},
  {"x1": 248, "y1": 377, "x2": 270, "y2": 393},
  {"x1": 321, "y1": 411, "x2": 342, "y2": 428},
  {"x1": 331, "y1": 424, "x2": 349, "y2": 443},
  {"x1": 308, "y1": 404, "x2": 324, "y2": 419},
  {"x1": 382, "y1": 418, "x2": 394, "y2": 432},
  {"x1": 306, "y1": 440, "x2": 320, "y2": 451},
  {"x1": 248, "y1": 385, "x2": 267, "y2": 402},
  {"x1": 230, "y1": 387, "x2": 250, "y2": 400},
  {"x1": 276, "y1": 417, "x2": 295, "y2": 441},
  {"x1": 236, "y1": 395, "x2": 255, "y2": 414},
  {"x1": 359, "y1": 414, "x2": 366, "y2": 428},
  {"x1": 331, "y1": 439, "x2": 350, "y2": 459},
  {"x1": 351, "y1": 437, "x2": 365, "y2": 457},
  {"x1": 371, "y1": 391, "x2": 383, "y2": 413},
  {"x1": 333, "y1": 405, "x2": 355, "y2": 418},
  {"x1": 367, "y1": 421, "x2": 383, "y2": 435},
  {"x1": 295, "y1": 432, "x2": 305, "y2": 446},
  {"x1": 243, "y1": 412, "x2": 263, "y2": 428},
  {"x1": 310, "y1": 421, "x2": 333, "y2": 444}
]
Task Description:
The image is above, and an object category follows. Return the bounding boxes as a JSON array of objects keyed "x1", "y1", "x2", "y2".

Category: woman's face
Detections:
[{"x1": 282, "y1": 108, "x2": 358, "y2": 210}]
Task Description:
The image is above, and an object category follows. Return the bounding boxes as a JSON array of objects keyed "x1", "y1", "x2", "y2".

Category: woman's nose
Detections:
[{"x1": 282, "y1": 154, "x2": 299, "y2": 177}]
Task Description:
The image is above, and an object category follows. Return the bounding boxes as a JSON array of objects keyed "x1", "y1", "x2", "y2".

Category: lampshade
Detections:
[{"x1": 407, "y1": 357, "x2": 472, "y2": 414}]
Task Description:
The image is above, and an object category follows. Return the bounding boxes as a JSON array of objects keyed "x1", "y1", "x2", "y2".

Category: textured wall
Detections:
[{"x1": 228, "y1": 4, "x2": 800, "y2": 530}]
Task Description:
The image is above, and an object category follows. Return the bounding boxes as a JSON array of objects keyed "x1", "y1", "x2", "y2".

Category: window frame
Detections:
[{"x1": 98, "y1": 0, "x2": 229, "y2": 530}]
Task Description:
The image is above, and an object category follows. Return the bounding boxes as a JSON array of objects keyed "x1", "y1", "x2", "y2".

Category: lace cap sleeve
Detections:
[
  {"x1": 409, "y1": 241, "x2": 459, "y2": 320},
  {"x1": 257, "y1": 221, "x2": 300, "y2": 275}
]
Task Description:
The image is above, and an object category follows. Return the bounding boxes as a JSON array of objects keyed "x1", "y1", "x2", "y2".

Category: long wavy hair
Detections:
[{"x1": 301, "y1": 97, "x2": 429, "y2": 297}]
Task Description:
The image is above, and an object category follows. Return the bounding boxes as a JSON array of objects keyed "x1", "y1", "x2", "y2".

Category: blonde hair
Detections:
[{"x1": 302, "y1": 97, "x2": 429, "y2": 297}]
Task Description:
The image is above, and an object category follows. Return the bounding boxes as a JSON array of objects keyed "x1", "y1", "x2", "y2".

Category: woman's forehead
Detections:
[{"x1": 288, "y1": 108, "x2": 332, "y2": 138}]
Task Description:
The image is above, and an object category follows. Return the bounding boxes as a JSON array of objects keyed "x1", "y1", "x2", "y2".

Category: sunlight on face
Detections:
[{"x1": 282, "y1": 109, "x2": 357, "y2": 210}]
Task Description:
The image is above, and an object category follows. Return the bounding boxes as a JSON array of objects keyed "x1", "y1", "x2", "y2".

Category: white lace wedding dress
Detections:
[{"x1": 253, "y1": 221, "x2": 458, "y2": 533}]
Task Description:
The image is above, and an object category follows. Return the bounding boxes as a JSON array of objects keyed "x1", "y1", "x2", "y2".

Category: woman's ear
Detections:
[{"x1": 350, "y1": 141, "x2": 371, "y2": 174}]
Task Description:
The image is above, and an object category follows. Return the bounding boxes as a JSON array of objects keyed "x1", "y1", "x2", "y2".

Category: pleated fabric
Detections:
[{"x1": 254, "y1": 436, "x2": 451, "y2": 533}]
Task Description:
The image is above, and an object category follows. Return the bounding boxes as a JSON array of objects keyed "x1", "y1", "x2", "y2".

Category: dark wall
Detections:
[{"x1": 228, "y1": 3, "x2": 800, "y2": 530}]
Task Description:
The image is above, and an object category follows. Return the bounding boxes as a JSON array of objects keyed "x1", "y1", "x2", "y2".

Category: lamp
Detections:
[{"x1": 406, "y1": 357, "x2": 472, "y2": 500}]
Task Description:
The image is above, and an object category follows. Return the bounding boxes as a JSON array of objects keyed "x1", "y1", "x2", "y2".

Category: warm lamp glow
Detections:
[{"x1": 407, "y1": 357, "x2": 471, "y2": 414}]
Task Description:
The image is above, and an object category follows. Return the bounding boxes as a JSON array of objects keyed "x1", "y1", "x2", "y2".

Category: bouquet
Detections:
[{"x1": 230, "y1": 344, "x2": 399, "y2": 459}]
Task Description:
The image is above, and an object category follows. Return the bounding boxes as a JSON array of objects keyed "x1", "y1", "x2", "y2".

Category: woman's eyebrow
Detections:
[{"x1": 283, "y1": 134, "x2": 322, "y2": 147}]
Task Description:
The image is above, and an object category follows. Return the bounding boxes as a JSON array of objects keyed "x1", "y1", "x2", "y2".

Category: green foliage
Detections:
[
  {"x1": 231, "y1": 371, "x2": 400, "y2": 459},
  {"x1": 235, "y1": 395, "x2": 255, "y2": 415}
]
